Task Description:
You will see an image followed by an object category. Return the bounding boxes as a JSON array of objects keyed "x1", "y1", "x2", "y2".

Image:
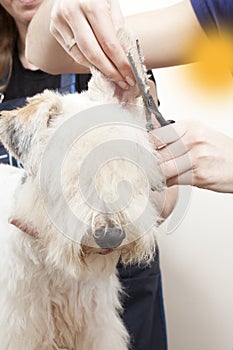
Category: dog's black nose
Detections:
[{"x1": 94, "y1": 227, "x2": 126, "y2": 249}]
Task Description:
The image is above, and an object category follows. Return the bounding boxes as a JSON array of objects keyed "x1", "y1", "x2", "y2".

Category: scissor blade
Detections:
[
  {"x1": 145, "y1": 94, "x2": 170, "y2": 127},
  {"x1": 127, "y1": 51, "x2": 154, "y2": 129},
  {"x1": 127, "y1": 51, "x2": 146, "y2": 92},
  {"x1": 127, "y1": 47, "x2": 170, "y2": 128}
]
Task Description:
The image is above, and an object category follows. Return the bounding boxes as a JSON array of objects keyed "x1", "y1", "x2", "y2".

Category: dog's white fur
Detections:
[{"x1": 0, "y1": 49, "x2": 165, "y2": 348}]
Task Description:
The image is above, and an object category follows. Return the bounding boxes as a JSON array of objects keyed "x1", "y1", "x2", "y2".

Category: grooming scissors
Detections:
[{"x1": 127, "y1": 40, "x2": 174, "y2": 131}]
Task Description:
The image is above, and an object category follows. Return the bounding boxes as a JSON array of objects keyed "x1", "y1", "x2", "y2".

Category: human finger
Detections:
[
  {"x1": 109, "y1": 0, "x2": 124, "y2": 30},
  {"x1": 166, "y1": 170, "x2": 193, "y2": 187},
  {"x1": 83, "y1": 1, "x2": 135, "y2": 84},
  {"x1": 50, "y1": 2, "x2": 90, "y2": 66},
  {"x1": 150, "y1": 122, "x2": 186, "y2": 150},
  {"x1": 50, "y1": 22, "x2": 90, "y2": 67},
  {"x1": 75, "y1": 18, "x2": 131, "y2": 88},
  {"x1": 160, "y1": 153, "x2": 192, "y2": 181},
  {"x1": 151, "y1": 186, "x2": 178, "y2": 219},
  {"x1": 66, "y1": 0, "x2": 134, "y2": 86},
  {"x1": 157, "y1": 137, "x2": 189, "y2": 163},
  {"x1": 53, "y1": 4, "x2": 130, "y2": 89}
]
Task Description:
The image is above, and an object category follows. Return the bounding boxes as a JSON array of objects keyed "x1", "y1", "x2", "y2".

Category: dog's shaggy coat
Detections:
[{"x1": 0, "y1": 45, "x2": 165, "y2": 349}]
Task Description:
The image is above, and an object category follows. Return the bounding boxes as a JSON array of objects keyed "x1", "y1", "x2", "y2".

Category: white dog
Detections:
[{"x1": 0, "y1": 46, "x2": 166, "y2": 349}]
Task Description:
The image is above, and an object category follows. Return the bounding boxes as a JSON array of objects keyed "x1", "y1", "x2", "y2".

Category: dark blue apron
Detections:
[
  {"x1": 0, "y1": 73, "x2": 167, "y2": 350},
  {"x1": 118, "y1": 249, "x2": 167, "y2": 350}
]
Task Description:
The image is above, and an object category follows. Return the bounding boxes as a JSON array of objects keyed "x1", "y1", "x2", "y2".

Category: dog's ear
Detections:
[
  {"x1": 0, "y1": 109, "x2": 23, "y2": 161},
  {"x1": 0, "y1": 90, "x2": 62, "y2": 162},
  {"x1": 0, "y1": 108, "x2": 37, "y2": 163},
  {"x1": 25, "y1": 89, "x2": 62, "y2": 127},
  {"x1": 9, "y1": 217, "x2": 38, "y2": 238}
]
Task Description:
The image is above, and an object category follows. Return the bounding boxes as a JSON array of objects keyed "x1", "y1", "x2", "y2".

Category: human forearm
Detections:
[
  {"x1": 26, "y1": 0, "x2": 89, "y2": 74},
  {"x1": 26, "y1": 0, "x2": 207, "y2": 82},
  {"x1": 125, "y1": 0, "x2": 207, "y2": 69}
]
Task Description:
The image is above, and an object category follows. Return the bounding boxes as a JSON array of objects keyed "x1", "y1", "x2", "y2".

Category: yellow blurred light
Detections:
[{"x1": 187, "y1": 31, "x2": 233, "y2": 93}]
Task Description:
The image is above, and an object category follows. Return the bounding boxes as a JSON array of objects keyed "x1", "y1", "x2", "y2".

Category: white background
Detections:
[{"x1": 120, "y1": 1, "x2": 233, "y2": 350}]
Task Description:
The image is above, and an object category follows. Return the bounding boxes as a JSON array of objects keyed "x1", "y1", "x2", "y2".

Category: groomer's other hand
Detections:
[
  {"x1": 50, "y1": 0, "x2": 135, "y2": 89},
  {"x1": 150, "y1": 121, "x2": 233, "y2": 193}
]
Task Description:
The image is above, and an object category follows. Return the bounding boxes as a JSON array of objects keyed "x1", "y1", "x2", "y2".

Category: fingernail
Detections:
[
  {"x1": 125, "y1": 76, "x2": 135, "y2": 87},
  {"x1": 118, "y1": 81, "x2": 129, "y2": 90}
]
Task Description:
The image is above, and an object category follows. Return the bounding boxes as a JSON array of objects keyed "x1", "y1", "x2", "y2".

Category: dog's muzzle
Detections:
[{"x1": 94, "y1": 227, "x2": 126, "y2": 249}]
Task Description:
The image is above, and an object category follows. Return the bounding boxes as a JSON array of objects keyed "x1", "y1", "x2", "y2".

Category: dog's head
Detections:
[{"x1": 0, "y1": 46, "x2": 165, "y2": 273}]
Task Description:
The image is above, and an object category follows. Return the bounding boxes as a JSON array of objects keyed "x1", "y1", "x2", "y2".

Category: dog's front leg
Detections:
[
  {"x1": 0, "y1": 232, "x2": 56, "y2": 350},
  {"x1": 77, "y1": 255, "x2": 129, "y2": 350}
]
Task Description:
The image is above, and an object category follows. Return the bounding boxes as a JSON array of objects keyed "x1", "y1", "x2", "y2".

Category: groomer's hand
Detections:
[
  {"x1": 150, "y1": 121, "x2": 233, "y2": 193},
  {"x1": 50, "y1": 0, "x2": 134, "y2": 89}
]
